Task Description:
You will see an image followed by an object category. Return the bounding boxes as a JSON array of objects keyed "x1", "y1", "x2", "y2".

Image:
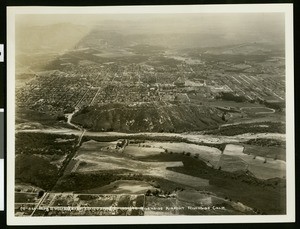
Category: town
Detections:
[{"x1": 16, "y1": 43, "x2": 285, "y2": 126}]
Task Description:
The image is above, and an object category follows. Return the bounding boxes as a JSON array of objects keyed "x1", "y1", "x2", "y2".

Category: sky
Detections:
[
  {"x1": 16, "y1": 13, "x2": 284, "y2": 35},
  {"x1": 15, "y1": 13, "x2": 285, "y2": 50}
]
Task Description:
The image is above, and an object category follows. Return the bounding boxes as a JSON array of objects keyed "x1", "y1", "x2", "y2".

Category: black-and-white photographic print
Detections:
[{"x1": 7, "y1": 4, "x2": 294, "y2": 225}]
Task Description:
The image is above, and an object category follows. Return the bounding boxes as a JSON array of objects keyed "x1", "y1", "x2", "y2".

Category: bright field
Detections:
[
  {"x1": 72, "y1": 140, "x2": 209, "y2": 188},
  {"x1": 136, "y1": 141, "x2": 222, "y2": 167},
  {"x1": 219, "y1": 144, "x2": 286, "y2": 179},
  {"x1": 84, "y1": 180, "x2": 156, "y2": 194},
  {"x1": 123, "y1": 145, "x2": 164, "y2": 158}
]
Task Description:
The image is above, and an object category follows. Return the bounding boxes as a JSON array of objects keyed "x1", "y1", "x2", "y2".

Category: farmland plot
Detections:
[
  {"x1": 143, "y1": 142, "x2": 222, "y2": 167},
  {"x1": 246, "y1": 158, "x2": 286, "y2": 180},
  {"x1": 217, "y1": 155, "x2": 248, "y2": 172},
  {"x1": 85, "y1": 180, "x2": 155, "y2": 194},
  {"x1": 223, "y1": 144, "x2": 244, "y2": 156},
  {"x1": 79, "y1": 140, "x2": 118, "y2": 151},
  {"x1": 220, "y1": 144, "x2": 286, "y2": 179},
  {"x1": 123, "y1": 145, "x2": 164, "y2": 158},
  {"x1": 70, "y1": 140, "x2": 209, "y2": 188},
  {"x1": 244, "y1": 145, "x2": 285, "y2": 161}
]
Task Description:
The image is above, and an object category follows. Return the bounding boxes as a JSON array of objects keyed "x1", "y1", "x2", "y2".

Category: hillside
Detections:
[{"x1": 72, "y1": 102, "x2": 224, "y2": 132}]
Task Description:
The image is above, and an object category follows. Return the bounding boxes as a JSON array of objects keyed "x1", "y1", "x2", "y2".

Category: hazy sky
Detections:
[
  {"x1": 16, "y1": 13, "x2": 285, "y2": 50},
  {"x1": 16, "y1": 13, "x2": 284, "y2": 35}
]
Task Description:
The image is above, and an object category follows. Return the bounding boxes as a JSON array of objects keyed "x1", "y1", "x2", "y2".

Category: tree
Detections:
[
  {"x1": 263, "y1": 158, "x2": 267, "y2": 163},
  {"x1": 37, "y1": 190, "x2": 44, "y2": 198},
  {"x1": 222, "y1": 112, "x2": 227, "y2": 122},
  {"x1": 146, "y1": 190, "x2": 151, "y2": 196},
  {"x1": 153, "y1": 189, "x2": 159, "y2": 196}
]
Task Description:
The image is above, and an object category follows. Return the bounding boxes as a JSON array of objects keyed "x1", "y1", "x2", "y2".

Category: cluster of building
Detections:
[{"x1": 16, "y1": 50, "x2": 285, "y2": 116}]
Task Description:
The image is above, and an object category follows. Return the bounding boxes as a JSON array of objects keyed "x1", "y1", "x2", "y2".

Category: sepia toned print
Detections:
[{"x1": 7, "y1": 5, "x2": 294, "y2": 225}]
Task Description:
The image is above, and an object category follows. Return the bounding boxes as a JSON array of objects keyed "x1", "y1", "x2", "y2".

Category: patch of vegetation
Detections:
[
  {"x1": 245, "y1": 138, "x2": 285, "y2": 147},
  {"x1": 216, "y1": 92, "x2": 247, "y2": 103},
  {"x1": 16, "y1": 132, "x2": 78, "y2": 155},
  {"x1": 15, "y1": 193, "x2": 37, "y2": 203},
  {"x1": 15, "y1": 154, "x2": 59, "y2": 190},
  {"x1": 117, "y1": 195, "x2": 131, "y2": 207},
  {"x1": 15, "y1": 109, "x2": 56, "y2": 125},
  {"x1": 54, "y1": 170, "x2": 148, "y2": 192},
  {"x1": 77, "y1": 195, "x2": 98, "y2": 201},
  {"x1": 261, "y1": 100, "x2": 285, "y2": 111},
  {"x1": 206, "y1": 122, "x2": 285, "y2": 136},
  {"x1": 142, "y1": 153, "x2": 286, "y2": 214}
]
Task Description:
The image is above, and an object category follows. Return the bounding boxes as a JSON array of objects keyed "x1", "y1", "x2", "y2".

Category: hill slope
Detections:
[{"x1": 72, "y1": 102, "x2": 224, "y2": 132}]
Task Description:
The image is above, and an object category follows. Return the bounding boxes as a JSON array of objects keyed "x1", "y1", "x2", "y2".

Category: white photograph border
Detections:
[{"x1": 6, "y1": 4, "x2": 294, "y2": 225}]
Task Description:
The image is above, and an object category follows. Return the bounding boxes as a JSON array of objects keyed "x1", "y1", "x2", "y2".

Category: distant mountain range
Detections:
[
  {"x1": 16, "y1": 21, "x2": 284, "y2": 55},
  {"x1": 76, "y1": 29, "x2": 284, "y2": 51}
]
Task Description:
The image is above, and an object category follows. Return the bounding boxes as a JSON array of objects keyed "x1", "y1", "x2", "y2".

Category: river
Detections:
[{"x1": 17, "y1": 127, "x2": 286, "y2": 145}]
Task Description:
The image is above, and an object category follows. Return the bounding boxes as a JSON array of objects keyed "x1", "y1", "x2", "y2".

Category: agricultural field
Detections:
[
  {"x1": 155, "y1": 152, "x2": 286, "y2": 214},
  {"x1": 216, "y1": 144, "x2": 286, "y2": 179},
  {"x1": 123, "y1": 145, "x2": 164, "y2": 158},
  {"x1": 67, "y1": 140, "x2": 209, "y2": 188},
  {"x1": 14, "y1": 131, "x2": 287, "y2": 216},
  {"x1": 84, "y1": 180, "x2": 156, "y2": 194},
  {"x1": 14, "y1": 135, "x2": 287, "y2": 216},
  {"x1": 78, "y1": 140, "x2": 118, "y2": 151},
  {"x1": 231, "y1": 152, "x2": 286, "y2": 180},
  {"x1": 142, "y1": 141, "x2": 222, "y2": 167},
  {"x1": 243, "y1": 144, "x2": 285, "y2": 161},
  {"x1": 223, "y1": 144, "x2": 244, "y2": 156},
  {"x1": 246, "y1": 159, "x2": 286, "y2": 180},
  {"x1": 122, "y1": 140, "x2": 223, "y2": 166},
  {"x1": 217, "y1": 155, "x2": 248, "y2": 173}
]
